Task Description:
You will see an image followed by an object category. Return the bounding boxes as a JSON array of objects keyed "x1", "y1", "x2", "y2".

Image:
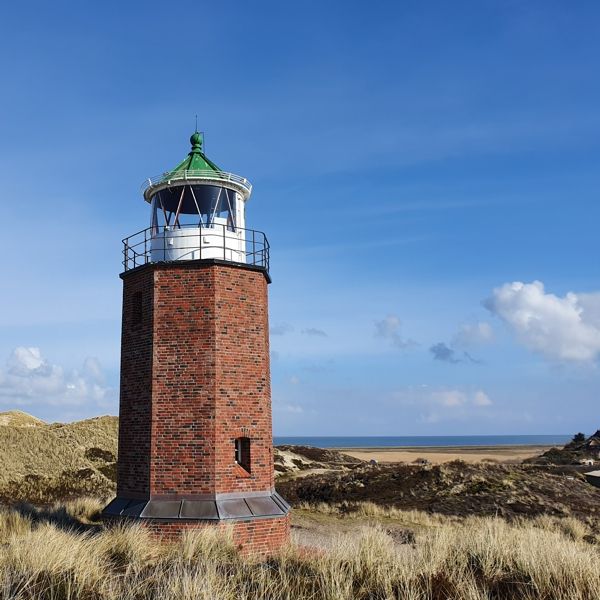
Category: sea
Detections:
[{"x1": 273, "y1": 435, "x2": 572, "y2": 448}]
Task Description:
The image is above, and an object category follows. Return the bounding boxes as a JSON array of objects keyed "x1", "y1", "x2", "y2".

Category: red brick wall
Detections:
[
  {"x1": 117, "y1": 267, "x2": 154, "y2": 498},
  {"x1": 141, "y1": 515, "x2": 290, "y2": 555},
  {"x1": 118, "y1": 262, "x2": 274, "y2": 498},
  {"x1": 150, "y1": 265, "x2": 218, "y2": 495},
  {"x1": 213, "y1": 266, "x2": 274, "y2": 494}
]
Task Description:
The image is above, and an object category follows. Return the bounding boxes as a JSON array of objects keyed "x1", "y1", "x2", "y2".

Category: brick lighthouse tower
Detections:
[{"x1": 103, "y1": 131, "x2": 290, "y2": 553}]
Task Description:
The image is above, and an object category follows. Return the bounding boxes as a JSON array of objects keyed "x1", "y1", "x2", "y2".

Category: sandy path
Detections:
[{"x1": 339, "y1": 445, "x2": 553, "y2": 465}]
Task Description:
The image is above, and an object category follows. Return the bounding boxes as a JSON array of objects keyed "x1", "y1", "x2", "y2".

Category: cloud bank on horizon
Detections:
[{"x1": 0, "y1": 347, "x2": 115, "y2": 420}]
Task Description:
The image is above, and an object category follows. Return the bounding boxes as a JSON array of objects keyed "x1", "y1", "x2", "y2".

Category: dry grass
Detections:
[
  {"x1": 295, "y1": 500, "x2": 454, "y2": 528},
  {"x1": 0, "y1": 411, "x2": 45, "y2": 428},
  {"x1": 0, "y1": 415, "x2": 117, "y2": 504},
  {"x1": 0, "y1": 499, "x2": 599, "y2": 599}
]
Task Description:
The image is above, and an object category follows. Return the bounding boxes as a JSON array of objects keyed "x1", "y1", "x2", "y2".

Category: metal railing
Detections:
[
  {"x1": 141, "y1": 170, "x2": 252, "y2": 197},
  {"x1": 122, "y1": 224, "x2": 269, "y2": 272}
]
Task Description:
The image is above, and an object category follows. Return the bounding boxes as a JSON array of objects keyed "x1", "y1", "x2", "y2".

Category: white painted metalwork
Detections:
[
  {"x1": 142, "y1": 169, "x2": 252, "y2": 202},
  {"x1": 150, "y1": 223, "x2": 245, "y2": 263}
]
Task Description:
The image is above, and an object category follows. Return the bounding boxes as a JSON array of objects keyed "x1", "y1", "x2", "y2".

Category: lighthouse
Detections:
[{"x1": 103, "y1": 132, "x2": 290, "y2": 553}]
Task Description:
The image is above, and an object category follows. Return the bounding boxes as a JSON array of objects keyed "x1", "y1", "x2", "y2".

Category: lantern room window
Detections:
[
  {"x1": 234, "y1": 437, "x2": 251, "y2": 473},
  {"x1": 151, "y1": 185, "x2": 237, "y2": 231}
]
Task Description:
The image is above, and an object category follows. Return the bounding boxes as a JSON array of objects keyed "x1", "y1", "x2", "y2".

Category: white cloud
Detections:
[
  {"x1": 375, "y1": 314, "x2": 401, "y2": 337},
  {"x1": 391, "y1": 387, "x2": 493, "y2": 410},
  {"x1": 8, "y1": 347, "x2": 46, "y2": 374},
  {"x1": 289, "y1": 375, "x2": 300, "y2": 385},
  {"x1": 390, "y1": 386, "x2": 493, "y2": 425},
  {"x1": 273, "y1": 398, "x2": 305, "y2": 414},
  {"x1": 473, "y1": 390, "x2": 492, "y2": 406},
  {"x1": 484, "y1": 281, "x2": 600, "y2": 363},
  {"x1": 82, "y1": 357, "x2": 105, "y2": 384},
  {"x1": 0, "y1": 347, "x2": 114, "y2": 408},
  {"x1": 432, "y1": 390, "x2": 466, "y2": 407},
  {"x1": 374, "y1": 315, "x2": 417, "y2": 349},
  {"x1": 452, "y1": 322, "x2": 494, "y2": 347}
]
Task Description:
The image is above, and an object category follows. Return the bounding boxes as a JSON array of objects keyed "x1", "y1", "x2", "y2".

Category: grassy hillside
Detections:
[
  {"x1": 0, "y1": 413, "x2": 117, "y2": 503},
  {"x1": 0, "y1": 410, "x2": 45, "y2": 427}
]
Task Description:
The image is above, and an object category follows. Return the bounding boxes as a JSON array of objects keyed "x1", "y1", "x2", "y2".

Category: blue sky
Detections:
[{"x1": 0, "y1": 1, "x2": 599, "y2": 434}]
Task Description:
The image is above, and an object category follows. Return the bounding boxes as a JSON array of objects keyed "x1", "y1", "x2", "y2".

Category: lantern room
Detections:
[{"x1": 123, "y1": 132, "x2": 268, "y2": 271}]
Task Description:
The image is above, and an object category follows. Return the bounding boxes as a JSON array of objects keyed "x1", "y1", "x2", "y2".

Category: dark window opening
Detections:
[
  {"x1": 151, "y1": 185, "x2": 237, "y2": 231},
  {"x1": 132, "y1": 291, "x2": 143, "y2": 325},
  {"x1": 234, "y1": 437, "x2": 251, "y2": 472}
]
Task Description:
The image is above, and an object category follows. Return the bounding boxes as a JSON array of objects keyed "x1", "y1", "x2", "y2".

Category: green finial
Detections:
[
  {"x1": 190, "y1": 131, "x2": 203, "y2": 154},
  {"x1": 161, "y1": 130, "x2": 220, "y2": 178}
]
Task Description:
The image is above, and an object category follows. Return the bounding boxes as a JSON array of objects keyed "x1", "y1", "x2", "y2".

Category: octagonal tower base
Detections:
[{"x1": 104, "y1": 259, "x2": 290, "y2": 554}]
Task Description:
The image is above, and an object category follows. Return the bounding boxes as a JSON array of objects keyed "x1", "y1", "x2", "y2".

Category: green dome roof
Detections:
[
  {"x1": 142, "y1": 131, "x2": 252, "y2": 203},
  {"x1": 164, "y1": 132, "x2": 221, "y2": 178}
]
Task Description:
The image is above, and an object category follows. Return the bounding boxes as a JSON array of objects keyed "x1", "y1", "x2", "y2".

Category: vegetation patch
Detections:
[
  {"x1": 278, "y1": 461, "x2": 600, "y2": 521},
  {"x1": 527, "y1": 430, "x2": 600, "y2": 465}
]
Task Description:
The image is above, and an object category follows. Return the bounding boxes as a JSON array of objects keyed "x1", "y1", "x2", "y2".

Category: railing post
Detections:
[
  {"x1": 252, "y1": 230, "x2": 256, "y2": 266},
  {"x1": 124, "y1": 239, "x2": 129, "y2": 271},
  {"x1": 223, "y1": 224, "x2": 226, "y2": 260}
]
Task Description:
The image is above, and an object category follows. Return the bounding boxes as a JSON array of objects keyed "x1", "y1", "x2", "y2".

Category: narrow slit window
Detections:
[
  {"x1": 132, "y1": 291, "x2": 143, "y2": 326},
  {"x1": 234, "y1": 437, "x2": 251, "y2": 472}
]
